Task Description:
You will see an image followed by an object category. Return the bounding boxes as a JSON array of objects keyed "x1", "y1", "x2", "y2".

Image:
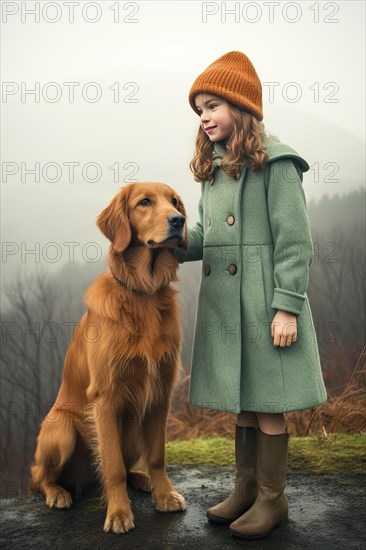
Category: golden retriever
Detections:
[{"x1": 30, "y1": 182, "x2": 188, "y2": 534}]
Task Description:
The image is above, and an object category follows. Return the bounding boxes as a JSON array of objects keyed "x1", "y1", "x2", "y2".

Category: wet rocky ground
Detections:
[{"x1": 1, "y1": 466, "x2": 365, "y2": 549}]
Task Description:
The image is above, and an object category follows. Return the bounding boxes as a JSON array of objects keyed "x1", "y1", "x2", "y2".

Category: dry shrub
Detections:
[{"x1": 167, "y1": 346, "x2": 366, "y2": 440}]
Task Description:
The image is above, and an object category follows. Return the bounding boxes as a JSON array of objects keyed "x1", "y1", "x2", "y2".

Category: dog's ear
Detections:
[
  {"x1": 177, "y1": 195, "x2": 188, "y2": 250},
  {"x1": 96, "y1": 186, "x2": 132, "y2": 253}
]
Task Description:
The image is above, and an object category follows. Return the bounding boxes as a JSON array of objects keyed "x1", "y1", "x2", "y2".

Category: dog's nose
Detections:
[{"x1": 168, "y1": 214, "x2": 185, "y2": 229}]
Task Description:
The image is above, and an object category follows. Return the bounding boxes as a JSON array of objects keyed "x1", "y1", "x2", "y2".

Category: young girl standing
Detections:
[{"x1": 176, "y1": 51, "x2": 328, "y2": 539}]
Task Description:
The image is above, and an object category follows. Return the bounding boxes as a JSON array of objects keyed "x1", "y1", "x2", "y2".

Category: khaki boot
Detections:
[
  {"x1": 229, "y1": 428, "x2": 290, "y2": 539},
  {"x1": 206, "y1": 426, "x2": 258, "y2": 524}
]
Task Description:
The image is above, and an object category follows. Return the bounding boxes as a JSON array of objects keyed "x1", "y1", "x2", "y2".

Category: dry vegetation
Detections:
[{"x1": 167, "y1": 346, "x2": 366, "y2": 440}]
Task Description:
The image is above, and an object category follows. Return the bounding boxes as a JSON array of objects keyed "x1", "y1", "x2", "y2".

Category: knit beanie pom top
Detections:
[{"x1": 189, "y1": 51, "x2": 263, "y2": 121}]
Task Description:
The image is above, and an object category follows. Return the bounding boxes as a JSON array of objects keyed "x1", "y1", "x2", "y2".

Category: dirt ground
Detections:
[{"x1": 1, "y1": 466, "x2": 365, "y2": 549}]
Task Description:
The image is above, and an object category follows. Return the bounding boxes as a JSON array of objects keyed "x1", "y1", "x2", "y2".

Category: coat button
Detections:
[
  {"x1": 207, "y1": 217, "x2": 211, "y2": 227},
  {"x1": 204, "y1": 264, "x2": 211, "y2": 276},
  {"x1": 228, "y1": 264, "x2": 237, "y2": 275},
  {"x1": 227, "y1": 215, "x2": 235, "y2": 225}
]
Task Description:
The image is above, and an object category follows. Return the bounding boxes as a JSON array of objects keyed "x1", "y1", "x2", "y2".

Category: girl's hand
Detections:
[{"x1": 271, "y1": 310, "x2": 297, "y2": 348}]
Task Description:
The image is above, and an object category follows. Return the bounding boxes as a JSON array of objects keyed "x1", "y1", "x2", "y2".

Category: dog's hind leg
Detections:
[
  {"x1": 127, "y1": 455, "x2": 152, "y2": 493},
  {"x1": 120, "y1": 411, "x2": 152, "y2": 493},
  {"x1": 29, "y1": 407, "x2": 77, "y2": 509}
]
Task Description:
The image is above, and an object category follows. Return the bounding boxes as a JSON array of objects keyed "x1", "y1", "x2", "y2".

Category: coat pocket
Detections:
[
  {"x1": 259, "y1": 246, "x2": 275, "y2": 320},
  {"x1": 242, "y1": 245, "x2": 271, "y2": 323}
]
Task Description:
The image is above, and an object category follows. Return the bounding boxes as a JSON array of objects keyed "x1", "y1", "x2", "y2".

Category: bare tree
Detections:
[{"x1": 0, "y1": 268, "x2": 83, "y2": 489}]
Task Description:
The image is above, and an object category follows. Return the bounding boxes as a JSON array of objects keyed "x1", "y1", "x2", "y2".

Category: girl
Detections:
[{"x1": 175, "y1": 51, "x2": 327, "y2": 539}]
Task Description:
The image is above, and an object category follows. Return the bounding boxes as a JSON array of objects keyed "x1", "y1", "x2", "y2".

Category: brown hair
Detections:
[{"x1": 189, "y1": 104, "x2": 269, "y2": 182}]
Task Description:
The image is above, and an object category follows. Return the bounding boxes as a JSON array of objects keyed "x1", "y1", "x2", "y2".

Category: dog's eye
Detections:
[
  {"x1": 140, "y1": 198, "x2": 151, "y2": 206},
  {"x1": 172, "y1": 198, "x2": 178, "y2": 206}
]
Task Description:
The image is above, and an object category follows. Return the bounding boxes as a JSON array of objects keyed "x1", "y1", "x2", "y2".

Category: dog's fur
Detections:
[{"x1": 30, "y1": 182, "x2": 188, "y2": 534}]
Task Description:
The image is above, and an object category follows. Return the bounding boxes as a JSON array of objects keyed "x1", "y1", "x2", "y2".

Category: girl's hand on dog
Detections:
[{"x1": 271, "y1": 310, "x2": 298, "y2": 347}]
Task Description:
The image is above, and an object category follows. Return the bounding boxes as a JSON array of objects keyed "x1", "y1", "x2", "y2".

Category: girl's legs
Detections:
[
  {"x1": 207, "y1": 411, "x2": 288, "y2": 525},
  {"x1": 207, "y1": 413, "x2": 258, "y2": 523},
  {"x1": 256, "y1": 412, "x2": 287, "y2": 434},
  {"x1": 230, "y1": 410, "x2": 289, "y2": 538},
  {"x1": 236, "y1": 411, "x2": 259, "y2": 429},
  {"x1": 237, "y1": 412, "x2": 287, "y2": 434}
]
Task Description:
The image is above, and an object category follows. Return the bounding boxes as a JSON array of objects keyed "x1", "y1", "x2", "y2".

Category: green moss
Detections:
[
  {"x1": 165, "y1": 432, "x2": 366, "y2": 475},
  {"x1": 288, "y1": 432, "x2": 366, "y2": 475},
  {"x1": 166, "y1": 437, "x2": 235, "y2": 466}
]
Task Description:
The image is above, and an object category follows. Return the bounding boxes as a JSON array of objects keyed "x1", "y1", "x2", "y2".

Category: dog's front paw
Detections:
[
  {"x1": 103, "y1": 509, "x2": 135, "y2": 534},
  {"x1": 153, "y1": 490, "x2": 186, "y2": 512}
]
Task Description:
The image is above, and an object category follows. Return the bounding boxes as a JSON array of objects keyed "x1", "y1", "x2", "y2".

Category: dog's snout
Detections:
[{"x1": 168, "y1": 214, "x2": 185, "y2": 229}]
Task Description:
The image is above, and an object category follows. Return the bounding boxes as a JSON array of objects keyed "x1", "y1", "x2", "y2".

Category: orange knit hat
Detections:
[{"x1": 189, "y1": 51, "x2": 263, "y2": 121}]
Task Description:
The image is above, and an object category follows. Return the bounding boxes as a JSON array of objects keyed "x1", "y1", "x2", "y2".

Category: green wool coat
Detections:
[{"x1": 176, "y1": 134, "x2": 328, "y2": 414}]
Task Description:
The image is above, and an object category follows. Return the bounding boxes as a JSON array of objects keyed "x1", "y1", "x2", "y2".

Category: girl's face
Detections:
[{"x1": 194, "y1": 93, "x2": 235, "y2": 142}]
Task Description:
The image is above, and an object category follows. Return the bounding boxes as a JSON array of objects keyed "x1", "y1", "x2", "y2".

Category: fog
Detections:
[{"x1": 1, "y1": 1, "x2": 365, "y2": 283}]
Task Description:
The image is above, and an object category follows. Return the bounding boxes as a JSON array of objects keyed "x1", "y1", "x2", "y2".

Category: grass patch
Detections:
[
  {"x1": 165, "y1": 432, "x2": 366, "y2": 475},
  {"x1": 166, "y1": 437, "x2": 235, "y2": 466}
]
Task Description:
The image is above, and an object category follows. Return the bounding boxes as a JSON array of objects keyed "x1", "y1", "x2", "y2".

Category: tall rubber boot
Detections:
[
  {"x1": 229, "y1": 428, "x2": 290, "y2": 539},
  {"x1": 206, "y1": 426, "x2": 258, "y2": 524}
]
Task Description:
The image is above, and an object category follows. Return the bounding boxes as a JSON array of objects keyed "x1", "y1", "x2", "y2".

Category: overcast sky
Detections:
[{"x1": 1, "y1": 1, "x2": 365, "y2": 285}]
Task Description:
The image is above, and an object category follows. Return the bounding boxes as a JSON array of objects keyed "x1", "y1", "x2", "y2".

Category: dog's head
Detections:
[{"x1": 97, "y1": 182, "x2": 188, "y2": 253}]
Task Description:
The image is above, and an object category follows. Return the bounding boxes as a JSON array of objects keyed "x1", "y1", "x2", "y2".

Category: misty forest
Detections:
[{"x1": 1, "y1": 187, "x2": 365, "y2": 492}]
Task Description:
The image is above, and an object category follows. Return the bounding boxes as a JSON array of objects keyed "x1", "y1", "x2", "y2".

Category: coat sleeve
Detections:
[
  {"x1": 175, "y1": 193, "x2": 204, "y2": 263},
  {"x1": 267, "y1": 158, "x2": 314, "y2": 316}
]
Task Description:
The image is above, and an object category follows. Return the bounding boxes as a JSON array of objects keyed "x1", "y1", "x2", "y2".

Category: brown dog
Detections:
[{"x1": 30, "y1": 182, "x2": 188, "y2": 534}]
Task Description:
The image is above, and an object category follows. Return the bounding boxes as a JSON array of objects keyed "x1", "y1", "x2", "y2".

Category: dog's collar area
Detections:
[{"x1": 110, "y1": 270, "x2": 167, "y2": 296}]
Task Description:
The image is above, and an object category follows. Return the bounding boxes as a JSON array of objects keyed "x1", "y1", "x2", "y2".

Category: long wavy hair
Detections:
[{"x1": 189, "y1": 104, "x2": 269, "y2": 182}]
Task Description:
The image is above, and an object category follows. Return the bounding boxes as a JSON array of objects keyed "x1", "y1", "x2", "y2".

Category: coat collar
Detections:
[
  {"x1": 211, "y1": 135, "x2": 310, "y2": 173},
  {"x1": 211, "y1": 141, "x2": 248, "y2": 184},
  {"x1": 263, "y1": 135, "x2": 310, "y2": 172},
  {"x1": 212, "y1": 141, "x2": 227, "y2": 167}
]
